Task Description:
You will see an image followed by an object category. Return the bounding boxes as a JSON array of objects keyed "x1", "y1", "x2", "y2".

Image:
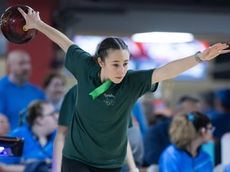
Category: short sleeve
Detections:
[
  {"x1": 126, "y1": 69, "x2": 158, "y2": 98},
  {"x1": 65, "y1": 44, "x2": 92, "y2": 79}
]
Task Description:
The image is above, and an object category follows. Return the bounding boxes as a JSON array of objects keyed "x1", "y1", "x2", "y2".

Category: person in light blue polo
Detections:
[
  {"x1": 159, "y1": 111, "x2": 214, "y2": 172},
  {"x1": 0, "y1": 100, "x2": 57, "y2": 172}
]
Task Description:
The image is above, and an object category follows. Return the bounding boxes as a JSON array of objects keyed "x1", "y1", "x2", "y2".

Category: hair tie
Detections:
[{"x1": 187, "y1": 113, "x2": 195, "y2": 122}]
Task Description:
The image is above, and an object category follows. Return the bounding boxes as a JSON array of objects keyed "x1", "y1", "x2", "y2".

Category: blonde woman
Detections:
[{"x1": 159, "y1": 111, "x2": 214, "y2": 172}]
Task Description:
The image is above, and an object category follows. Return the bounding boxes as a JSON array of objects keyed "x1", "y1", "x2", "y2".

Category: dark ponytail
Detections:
[{"x1": 94, "y1": 37, "x2": 128, "y2": 61}]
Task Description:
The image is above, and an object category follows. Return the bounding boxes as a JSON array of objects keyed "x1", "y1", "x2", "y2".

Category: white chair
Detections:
[
  {"x1": 221, "y1": 132, "x2": 230, "y2": 165},
  {"x1": 147, "y1": 165, "x2": 159, "y2": 172}
]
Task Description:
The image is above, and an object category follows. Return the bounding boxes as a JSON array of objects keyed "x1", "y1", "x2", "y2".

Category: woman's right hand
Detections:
[
  {"x1": 18, "y1": 7, "x2": 41, "y2": 31},
  {"x1": 19, "y1": 6, "x2": 73, "y2": 53}
]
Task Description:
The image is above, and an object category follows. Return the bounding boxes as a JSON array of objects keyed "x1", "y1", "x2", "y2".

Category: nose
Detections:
[{"x1": 117, "y1": 66, "x2": 126, "y2": 76}]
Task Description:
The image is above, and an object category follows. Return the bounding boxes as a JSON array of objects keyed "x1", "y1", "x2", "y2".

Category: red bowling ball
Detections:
[{"x1": 0, "y1": 5, "x2": 37, "y2": 44}]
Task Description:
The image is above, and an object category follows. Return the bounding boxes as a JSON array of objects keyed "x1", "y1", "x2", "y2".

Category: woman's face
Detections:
[
  {"x1": 201, "y1": 123, "x2": 215, "y2": 143},
  {"x1": 98, "y1": 49, "x2": 130, "y2": 84},
  {"x1": 45, "y1": 76, "x2": 65, "y2": 102},
  {"x1": 38, "y1": 103, "x2": 58, "y2": 135}
]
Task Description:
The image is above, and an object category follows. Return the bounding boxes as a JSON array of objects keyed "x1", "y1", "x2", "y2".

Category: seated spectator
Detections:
[
  {"x1": 159, "y1": 111, "x2": 213, "y2": 172},
  {"x1": 0, "y1": 50, "x2": 45, "y2": 130},
  {"x1": 0, "y1": 113, "x2": 10, "y2": 136},
  {"x1": 43, "y1": 72, "x2": 66, "y2": 112},
  {"x1": 0, "y1": 100, "x2": 57, "y2": 172},
  {"x1": 143, "y1": 95, "x2": 199, "y2": 166}
]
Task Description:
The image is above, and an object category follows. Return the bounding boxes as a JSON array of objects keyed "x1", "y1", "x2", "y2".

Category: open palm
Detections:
[{"x1": 200, "y1": 43, "x2": 230, "y2": 61}]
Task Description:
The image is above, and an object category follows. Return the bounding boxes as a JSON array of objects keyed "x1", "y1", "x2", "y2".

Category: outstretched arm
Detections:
[
  {"x1": 18, "y1": 7, "x2": 73, "y2": 53},
  {"x1": 152, "y1": 43, "x2": 230, "y2": 84}
]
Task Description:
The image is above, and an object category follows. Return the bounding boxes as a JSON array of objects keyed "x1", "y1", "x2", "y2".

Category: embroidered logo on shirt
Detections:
[{"x1": 103, "y1": 93, "x2": 115, "y2": 106}]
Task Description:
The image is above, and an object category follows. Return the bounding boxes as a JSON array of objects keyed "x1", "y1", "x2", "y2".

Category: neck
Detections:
[
  {"x1": 99, "y1": 69, "x2": 107, "y2": 83},
  {"x1": 32, "y1": 125, "x2": 47, "y2": 146},
  {"x1": 186, "y1": 139, "x2": 201, "y2": 157}
]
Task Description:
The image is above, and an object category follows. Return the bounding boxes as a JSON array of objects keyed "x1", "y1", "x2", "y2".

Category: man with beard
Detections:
[{"x1": 0, "y1": 50, "x2": 45, "y2": 130}]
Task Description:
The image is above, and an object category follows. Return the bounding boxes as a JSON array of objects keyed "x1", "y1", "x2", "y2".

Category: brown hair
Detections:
[
  {"x1": 169, "y1": 111, "x2": 210, "y2": 149},
  {"x1": 94, "y1": 37, "x2": 129, "y2": 62},
  {"x1": 26, "y1": 100, "x2": 47, "y2": 126},
  {"x1": 42, "y1": 72, "x2": 66, "y2": 89}
]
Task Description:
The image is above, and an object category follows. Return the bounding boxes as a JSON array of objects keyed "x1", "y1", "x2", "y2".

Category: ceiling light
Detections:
[{"x1": 132, "y1": 32, "x2": 194, "y2": 43}]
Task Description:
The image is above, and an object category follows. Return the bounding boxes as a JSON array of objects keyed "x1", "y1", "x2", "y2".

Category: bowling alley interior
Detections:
[{"x1": 1, "y1": 0, "x2": 230, "y2": 172}]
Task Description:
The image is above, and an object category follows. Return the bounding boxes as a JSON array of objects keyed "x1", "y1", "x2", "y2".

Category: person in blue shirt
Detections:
[
  {"x1": 0, "y1": 50, "x2": 45, "y2": 130},
  {"x1": 0, "y1": 100, "x2": 57, "y2": 172},
  {"x1": 159, "y1": 111, "x2": 214, "y2": 172},
  {"x1": 143, "y1": 95, "x2": 200, "y2": 166}
]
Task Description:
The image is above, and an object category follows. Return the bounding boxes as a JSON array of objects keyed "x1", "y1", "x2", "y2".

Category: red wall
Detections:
[{"x1": 7, "y1": 0, "x2": 58, "y2": 86}]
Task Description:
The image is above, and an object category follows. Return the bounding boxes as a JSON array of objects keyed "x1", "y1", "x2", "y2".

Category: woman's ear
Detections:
[
  {"x1": 97, "y1": 57, "x2": 104, "y2": 67},
  {"x1": 200, "y1": 127, "x2": 206, "y2": 135}
]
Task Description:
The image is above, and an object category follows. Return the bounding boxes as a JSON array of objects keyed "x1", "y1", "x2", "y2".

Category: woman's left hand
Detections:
[{"x1": 199, "y1": 43, "x2": 230, "y2": 61}]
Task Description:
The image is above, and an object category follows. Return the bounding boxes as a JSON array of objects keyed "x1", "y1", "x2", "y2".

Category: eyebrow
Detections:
[{"x1": 112, "y1": 60, "x2": 129, "y2": 63}]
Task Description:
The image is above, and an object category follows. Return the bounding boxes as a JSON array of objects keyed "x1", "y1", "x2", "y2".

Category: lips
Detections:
[{"x1": 115, "y1": 77, "x2": 123, "y2": 80}]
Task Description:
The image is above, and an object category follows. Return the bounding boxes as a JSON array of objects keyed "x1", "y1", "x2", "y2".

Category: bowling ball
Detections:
[{"x1": 0, "y1": 5, "x2": 37, "y2": 44}]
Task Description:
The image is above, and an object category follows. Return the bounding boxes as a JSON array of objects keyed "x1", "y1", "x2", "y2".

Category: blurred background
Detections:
[
  {"x1": 1, "y1": 0, "x2": 230, "y2": 102},
  {"x1": 1, "y1": 0, "x2": 230, "y2": 171}
]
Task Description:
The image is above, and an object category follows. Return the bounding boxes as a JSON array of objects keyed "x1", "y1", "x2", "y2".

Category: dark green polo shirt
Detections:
[
  {"x1": 59, "y1": 84, "x2": 132, "y2": 127},
  {"x1": 63, "y1": 44, "x2": 158, "y2": 168},
  {"x1": 58, "y1": 85, "x2": 78, "y2": 126}
]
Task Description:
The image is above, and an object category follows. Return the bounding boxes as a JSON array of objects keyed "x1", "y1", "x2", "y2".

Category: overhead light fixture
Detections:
[{"x1": 131, "y1": 32, "x2": 194, "y2": 43}]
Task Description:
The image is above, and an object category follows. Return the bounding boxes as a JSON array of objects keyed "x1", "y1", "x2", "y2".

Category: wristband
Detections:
[{"x1": 194, "y1": 51, "x2": 203, "y2": 63}]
